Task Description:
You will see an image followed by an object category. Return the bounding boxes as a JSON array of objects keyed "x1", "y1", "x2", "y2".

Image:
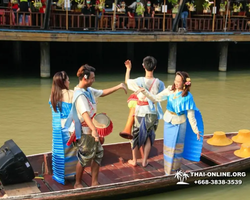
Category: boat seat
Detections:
[{"x1": 2, "y1": 180, "x2": 40, "y2": 197}]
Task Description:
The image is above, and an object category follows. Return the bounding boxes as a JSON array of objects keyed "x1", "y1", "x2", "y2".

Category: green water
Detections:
[{"x1": 0, "y1": 71, "x2": 249, "y2": 199}]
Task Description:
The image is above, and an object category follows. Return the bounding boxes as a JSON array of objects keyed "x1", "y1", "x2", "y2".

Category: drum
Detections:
[{"x1": 92, "y1": 113, "x2": 113, "y2": 138}]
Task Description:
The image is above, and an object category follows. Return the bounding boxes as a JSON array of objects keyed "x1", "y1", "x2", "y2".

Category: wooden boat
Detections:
[{"x1": 1, "y1": 132, "x2": 250, "y2": 199}]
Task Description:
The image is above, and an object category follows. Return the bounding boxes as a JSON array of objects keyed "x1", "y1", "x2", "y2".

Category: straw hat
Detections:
[
  {"x1": 232, "y1": 129, "x2": 250, "y2": 143},
  {"x1": 207, "y1": 131, "x2": 233, "y2": 146},
  {"x1": 234, "y1": 143, "x2": 250, "y2": 158}
]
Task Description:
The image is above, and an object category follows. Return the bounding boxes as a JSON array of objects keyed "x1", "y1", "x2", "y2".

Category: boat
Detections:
[{"x1": 1, "y1": 132, "x2": 250, "y2": 199}]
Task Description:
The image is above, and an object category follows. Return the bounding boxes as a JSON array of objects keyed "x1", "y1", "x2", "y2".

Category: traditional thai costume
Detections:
[
  {"x1": 49, "y1": 89, "x2": 78, "y2": 185},
  {"x1": 127, "y1": 77, "x2": 165, "y2": 149},
  {"x1": 64, "y1": 87, "x2": 104, "y2": 168},
  {"x1": 141, "y1": 86, "x2": 204, "y2": 175}
]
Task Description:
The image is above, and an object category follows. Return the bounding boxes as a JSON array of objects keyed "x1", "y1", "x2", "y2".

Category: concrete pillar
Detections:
[
  {"x1": 127, "y1": 42, "x2": 134, "y2": 62},
  {"x1": 219, "y1": 42, "x2": 228, "y2": 72},
  {"x1": 40, "y1": 42, "x2": 50, "y2": 78},
  {"x1": 168, "y1": 42, "x2": 177, "y2": 73}
]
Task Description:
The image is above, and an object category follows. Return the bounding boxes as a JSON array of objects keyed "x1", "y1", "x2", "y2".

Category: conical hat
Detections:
[
  {"x1": 207, "y1": 131, "x2": 233, "y2": 146},
  {"x1": 234, "y1": 143, "x2": 250, "y2": 158},
  {"x1": 232, "y1": 129, "x2": 250, "y2": 143}
]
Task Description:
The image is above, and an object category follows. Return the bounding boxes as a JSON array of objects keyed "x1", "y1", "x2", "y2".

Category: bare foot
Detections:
[
  {"x1": 91, "y1": 181, "x2": 99, "y2": 186},
  {"x1": 74, "y1": 183, "x2": 84, "y2": 189},
  {"x1": 128, "y1": 159, "x2": 137, "y2": 167},
  {"x1": 142, "y1": 161, "x2": 148, "y2": 167}
]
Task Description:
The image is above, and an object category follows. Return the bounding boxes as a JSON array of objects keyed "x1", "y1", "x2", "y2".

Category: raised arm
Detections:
[
  {"x1": 124, "y1": 60, "x2": 132, "y2": 84},
  {"x1": 139, "y1": 85, "x2": 172, "y2": 103},
  {"x1": 101, "y1": 83, "x2": 127, "y2": 97}
]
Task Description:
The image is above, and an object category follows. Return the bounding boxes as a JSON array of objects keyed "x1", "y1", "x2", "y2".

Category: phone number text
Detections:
[{"x1": 194, "y1": 179, "x2": 243, "y2": 185}]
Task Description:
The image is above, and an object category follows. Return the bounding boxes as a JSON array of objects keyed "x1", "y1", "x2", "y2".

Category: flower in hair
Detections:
[
  {"x1": 185, "y1": 78, "x2": 191, "y2": 86},
  {"x1": 84, "y1": 74, "x2": 87, "y2": 79}
]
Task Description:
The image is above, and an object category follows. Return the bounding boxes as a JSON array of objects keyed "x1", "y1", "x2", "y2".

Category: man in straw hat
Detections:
[
  {"x1": 64, "y1": 64, "x2": 127, "y2": 188},
  {"x1": 124, "y1": 56, "x2": 165, "y2": 167}
]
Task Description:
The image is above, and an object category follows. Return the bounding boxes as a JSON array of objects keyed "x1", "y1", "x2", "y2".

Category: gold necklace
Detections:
[{"x1": 173, "y1": 92, "x2": 182, "y2": 99}]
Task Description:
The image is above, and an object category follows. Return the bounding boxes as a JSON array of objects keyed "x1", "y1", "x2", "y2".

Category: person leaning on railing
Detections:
[
  {"x1": 17, "y1": 0, "x2": 31, "y2": 26},
  {"x1": 118, "y1": 0, "x2": 129, "y2": 29},
  {"x1": 81, "y1": 0, "x2": 96, "y2": 30},
  {"x1": 144, "y1": 1, "x2": 154, "y2": 29},
  {"x1": 128, "y1": 0, "x2": 145, "y2": 29}
]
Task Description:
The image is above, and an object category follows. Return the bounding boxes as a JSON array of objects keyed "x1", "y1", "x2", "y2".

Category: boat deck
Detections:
[{"x1": 0, "y1": 133, "x2": 244, "y2": 198}]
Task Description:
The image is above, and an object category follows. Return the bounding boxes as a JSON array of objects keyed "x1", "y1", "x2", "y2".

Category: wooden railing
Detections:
[{"x1": 0, "y1": 7, "x2": 250, "y2": 32}]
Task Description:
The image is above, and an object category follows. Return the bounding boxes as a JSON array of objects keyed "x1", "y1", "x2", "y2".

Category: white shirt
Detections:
[
  {"x1": 127, "y1": 77, "x2": 165, "y2": 117},
  {"x1": 74, "y1": 86, "x2": 103, "y2": 134}
]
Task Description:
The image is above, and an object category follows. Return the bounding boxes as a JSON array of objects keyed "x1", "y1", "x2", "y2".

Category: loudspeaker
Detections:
[{"x1": 0, "y1": 140, "x2": 35, "y2": 186}]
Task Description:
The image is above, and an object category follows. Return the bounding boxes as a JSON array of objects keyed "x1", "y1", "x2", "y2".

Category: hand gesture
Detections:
[
  {"x1": 197, "y1": 131, "x2": 203, "y2": 141},
  {"x1": 124, "y1": 60, "x2": 132, "y2": 70},
  {"x1": 119, "y1": 83, "x2": 127, "y2": 94},
  {"x1": 92, "y1": 130, "x2": 99, "y2": 142},
  {"x1": 135, "y1": 86, "x2": 145, "y2": 95}
]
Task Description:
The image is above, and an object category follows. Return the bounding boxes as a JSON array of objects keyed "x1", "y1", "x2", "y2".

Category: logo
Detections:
[{"x1": 174, "y1": 170, "x2": 189, "y2": 185}]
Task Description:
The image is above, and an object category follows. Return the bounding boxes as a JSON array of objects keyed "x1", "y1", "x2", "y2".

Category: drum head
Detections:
[
  {"x1": 93, "y1": 113, "x2": 110, "y2": 128},
  {"x1": 92, "y1": 113, "x2": 113, "y2": 137}
]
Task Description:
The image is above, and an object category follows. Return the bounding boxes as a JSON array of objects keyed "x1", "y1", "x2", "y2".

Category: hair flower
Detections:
[{"x1": 185, "y1": 78, "x2": 191, "y2": 85}]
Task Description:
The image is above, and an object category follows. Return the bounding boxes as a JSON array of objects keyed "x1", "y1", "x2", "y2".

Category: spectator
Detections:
[
  {"x1": 144, "y1": 1, "x2": 154, "y2": 29},
  {"x1": 81, "y1": 0, "x2": 95, "y2": 30},
  {"x1": 17, "y1": 0, "x2": 31, "y2": 26}
]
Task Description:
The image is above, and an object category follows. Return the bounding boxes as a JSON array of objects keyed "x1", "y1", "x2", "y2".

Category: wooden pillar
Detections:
[
  {"x1": 13, "y1": 41, "x2": 22, "y2": 73},
  {"x1": 168, "y1": 42, "x2": 177, "y2": 73},
  {"x1": 127, "y1": 42, "x2": 134, "y2": 61},
  {"x1": 219, "y1": 42, "x2": 228, "y2": 72},
  {"x1": 40, "y1": 42, "x2": 50, "y2": 78}
]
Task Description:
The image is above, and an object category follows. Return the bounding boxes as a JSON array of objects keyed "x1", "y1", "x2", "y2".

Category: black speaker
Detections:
[{"x1": 0, "y1": 140, "x2": 35, "y2": 186}]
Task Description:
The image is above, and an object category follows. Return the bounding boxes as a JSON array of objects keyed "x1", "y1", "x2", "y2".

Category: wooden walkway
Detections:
[{"x1": 1, "y1": 29, "x2": 250, "y2": 42}]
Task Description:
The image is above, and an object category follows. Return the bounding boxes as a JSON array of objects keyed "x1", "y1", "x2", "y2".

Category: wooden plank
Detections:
[
  {"x1": 122, "y1": 163, "x2": 154, "y2": 179},
  {"x1": 84, "y1": 166, "x2": 113, "y2": 185},
  {"x1": 217, "y1": 150, "x2": 242, "y2": 162},
  {"x1": 3, "y1": 181, "x2": 40, "y2": 196},
  {"x1": 194, "y1": 161, "x2": 210, "y2": 168},
  {"x1": 182, "y1": 159, "x2": 205, "y2": 170},
  {"x1": 105, "y1": 163, "x2": 133, "y2": 182},
  {"x1": 139, "y1": 163, "x2": 165, "y2": 177},
  {"x1": 43, "y1": 174, "x2": 74, "y2": 191},
  {"x1": 81, "y1": 172, "x2": 92, "y2": 187},
  {"x1": 202, "y1": 151, "x2": 231, "y2": 165},
  {"x1": 100, "y1": 165, "x2": 123, "y2": 183},
  {"x1": 1, "y1": 31, "x2": 250, "y2": 42},
  {"x1": 113, "y1": 161, "x2": 145, "y2": 180},
  {"x1": 34, "y1": 179, "x2": 51, "y2": 193},
  {"x1": 202, "y1": 139, "x2": 241, "y2": 153}
]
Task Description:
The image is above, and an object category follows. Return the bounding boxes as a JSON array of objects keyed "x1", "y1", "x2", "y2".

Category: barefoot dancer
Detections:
[
  {"x1": 137, "y1": 71, "x2": 204, "y2": 175},
  {"x1": 124, "y1": 56, "x2": 165, "y2": 167},
  {"x1": 64, "y1": 64, "x2": 127, "y2": 188}
]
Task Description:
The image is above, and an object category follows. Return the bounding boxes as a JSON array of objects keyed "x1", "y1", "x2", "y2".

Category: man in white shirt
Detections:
[
  {"x1": 66, "y1": 64, "x2": 127, "y2": 188},
  {"x1": 124, "y1": 56, "x2": 165, "y2": 168}
]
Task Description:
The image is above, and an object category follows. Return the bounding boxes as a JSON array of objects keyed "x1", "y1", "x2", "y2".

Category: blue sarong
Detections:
[
  {"x1": 49, "y1": 101, "x2": 78, "y2": 185},
  {"x1": 163, "y1": 92, "x2": 204, "y2": 175}
]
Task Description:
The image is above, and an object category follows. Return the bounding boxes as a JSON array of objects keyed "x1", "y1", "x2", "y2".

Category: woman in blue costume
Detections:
[
  {"x1": 137, "y1": 71, "x2": 204, "y2": 175},
  {"x1": 49, "y1": 71, "x2": 78, "y2": 184}
]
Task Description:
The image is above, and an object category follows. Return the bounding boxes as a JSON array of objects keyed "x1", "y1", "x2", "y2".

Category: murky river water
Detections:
[{"x1": 0, "y1": 71, "x2": 249, "y2": 199}]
